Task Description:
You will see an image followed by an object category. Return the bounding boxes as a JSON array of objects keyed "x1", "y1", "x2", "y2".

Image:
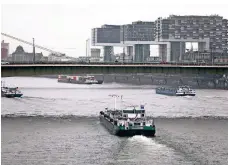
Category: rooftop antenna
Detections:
[{"x1": 120, "y1": 95, "x2": 123, "y2": 108}]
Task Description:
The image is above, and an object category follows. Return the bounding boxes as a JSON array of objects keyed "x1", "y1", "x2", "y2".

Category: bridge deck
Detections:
[
  {"x1": 1, "y1": 64, "x2": 228, "y2": 77},
  {"x1": 2, "y1": 64, "x2": 228, "y2": 68}
]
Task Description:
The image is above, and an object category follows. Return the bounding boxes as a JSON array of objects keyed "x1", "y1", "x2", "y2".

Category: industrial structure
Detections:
[{"x1": 91, "y1": 15, "x2": 228, "y2": 63}]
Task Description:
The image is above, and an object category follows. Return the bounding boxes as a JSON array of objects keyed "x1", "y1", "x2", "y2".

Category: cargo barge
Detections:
[
  {"x1": 99, "y1": 94, "x2": 156, "y2": 137},
  {"x1": 156, "y1": 86, "x2": 196, "y2": 96},
  {"x1": 58, "y1": 75, "x2": 103, "y2": 84}
]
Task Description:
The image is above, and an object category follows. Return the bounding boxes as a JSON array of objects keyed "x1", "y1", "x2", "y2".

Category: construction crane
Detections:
[{"x1": 1, "y1": 32, "x2": 65, "y2": 56}]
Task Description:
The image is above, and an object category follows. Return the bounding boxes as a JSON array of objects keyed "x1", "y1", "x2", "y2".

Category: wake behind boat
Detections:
[
  {"x1": 99, "y1": 94, "x2": 156, "y2": 137},
  {"x1": 156, "y1": 85, "x2": 196, "y2": 96},
  {"x1": 1, "y1": 81, "x2": 23, "y2": 98},
  {"x1": 58, "y1": 75, "x2": 103, "y2": 85}
]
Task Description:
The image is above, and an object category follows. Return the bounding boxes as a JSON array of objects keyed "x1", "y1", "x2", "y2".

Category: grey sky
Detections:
[{"x1": 1, "y1": 0, "x2": 228, "y2": 57}]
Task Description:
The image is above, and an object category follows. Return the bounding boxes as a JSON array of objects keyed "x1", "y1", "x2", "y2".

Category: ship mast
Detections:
[
  {"x1": 109, "y1": 94, "x2": 119, "y2": 110},
  {"x1": 1, "y1": 81, "x2": 5, "y2": 87}
]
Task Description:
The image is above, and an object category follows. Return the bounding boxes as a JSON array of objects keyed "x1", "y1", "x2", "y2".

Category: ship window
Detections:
[
  {"x1": 141, "y1": 114, "x2": 144, "y2": 117},
  {"x1": 123, "y1": 110, "x2": 145, "y2": 114},
  {"x1": 123, "y1": 110, "x2": 134, "y2": 113}
]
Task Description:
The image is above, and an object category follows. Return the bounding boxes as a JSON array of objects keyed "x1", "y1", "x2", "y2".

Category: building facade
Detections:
[
  {"x1": 183, "y1": 50, "x2": 228, "y2": 64},
  {"x1": 121, "y1": 21, "x2": 155, "y2": 42},
  {"x1": 183, "y1": 51, "x2": 211, "y2": 63},
  {"x1": 92, "y1": 25, "x2": 121, "y2": 45},
  {"x1": 92, "y1": 25, "x2": 121, "y2": 62},
  {"x1": 90, "y1": 48, "x2": 101, "y2": 58},
  {"x1": 11, "y1": 46, "x2": 43, "y2": 62},
  {"x1": 91, "y1": 14, "x2": 228, "y2": 63},
  {"x1": 155, "y1": 15, "x2": 228, "y2": 61},
  {"x1": 214, "y1": 54, "x2": 228, "y2": 63},
  {"x1": 1, "y1": 40, "x2": 9, "y2": 60},
  {"x1": 222, "y1": 19, "x2": 228, "y2": 54},
  {"x1": 146, "y1": 56, "x2": 160, "y2": 62}
]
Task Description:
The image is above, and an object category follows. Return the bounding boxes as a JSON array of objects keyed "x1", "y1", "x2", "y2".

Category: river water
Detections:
[{"x1": 1, "y1": 77, "x2": 228, "y2": 165}]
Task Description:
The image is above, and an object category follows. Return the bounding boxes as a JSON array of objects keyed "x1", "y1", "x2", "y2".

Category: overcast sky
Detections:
[{"x1": 1, "y1": 0, "x2": 228, "y2": 57}]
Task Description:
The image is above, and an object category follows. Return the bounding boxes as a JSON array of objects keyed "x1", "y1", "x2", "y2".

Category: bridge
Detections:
[{"x1": 1, "y1": 64, "x2": 228, "y2": 77}]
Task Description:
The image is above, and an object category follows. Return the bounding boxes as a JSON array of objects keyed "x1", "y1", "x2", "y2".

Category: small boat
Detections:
[
  {"x1": 1, "y1": 81, "x2": 23, "y2": 98},
  {"x1": 99, "y1": 95, "x2": 156, "y2": 137},
  {"x1": 156, "y1": 85, "x2": 196, "y2": 96},
  {"x1": 58, "y1": 75, "x2": 103, "y2": 84}
]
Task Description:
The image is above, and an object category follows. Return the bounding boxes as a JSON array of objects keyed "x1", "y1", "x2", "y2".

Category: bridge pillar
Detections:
[
  {"x1": 158, "y1": 43, "x2": 171, "y2": 62},
  {"x1": 126, "y1": 46, "x2": 133, "y2": 56},
  {"x1": 133, "y1": 44, "x2": 150, "y2": 62},
  {"x1": 159, "y1": 44, "x2": 167, "y2": 62},
  {"x1": 103, "y1": 46, "x2": 114, "y2": 62},
  {"x1": 170, "y1": 42, "x2": 186, "y2": 62},
  {"x1": 198, "y1": 42, "x2": 207, "y2": 52}
]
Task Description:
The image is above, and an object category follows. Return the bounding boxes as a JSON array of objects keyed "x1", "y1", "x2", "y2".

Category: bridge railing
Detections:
[{"x1": 1, "y1": 61, "x2": 228, "y2": 66}]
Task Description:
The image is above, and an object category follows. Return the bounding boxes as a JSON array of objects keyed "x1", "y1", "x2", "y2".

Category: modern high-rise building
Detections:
[
  {"x1": 121, "y1": 21, "x2": 155, "y2": 42},
  {"x1": 222, "y1": 19, "x2": 228, "y2": 54},
  {"x1": 121, "y1": 21, "x2": 155, "y2": 62},
  {"x1": 91, "y1": 15, "x2": 228, "y2": 63},
  {"x1": 92, "y1": 25, "x2": 121, "y2": 45},
  {"x1": 92, "y1": 25, "x2": 121, "y2": 62},
  {"x1": 155, "y1": 15, "x2": 228, "y2": 61},
  {"x1": 92, "y1": 22, "x2": 155, "y2": 62}
]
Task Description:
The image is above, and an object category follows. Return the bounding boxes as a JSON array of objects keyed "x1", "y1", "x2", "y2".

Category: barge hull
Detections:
[
  {"x1": 1, "y1": 94, "x2": 23, "y2": 98},
  {"x1": 116, "y1": 129, "x2": 155, "y2": 137},
  {"x1": 99, "y1": 116, "x2": 155, "y2": 137},
  {"x1": 58, "y1": 79, "x2": 103, "y2": 84},
  {"x1": 99, "y1": 116, "x2": 117, "y2": 135},
  {"x1": 156, "y1": 91, "x2": 196, "y2": 96}
]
